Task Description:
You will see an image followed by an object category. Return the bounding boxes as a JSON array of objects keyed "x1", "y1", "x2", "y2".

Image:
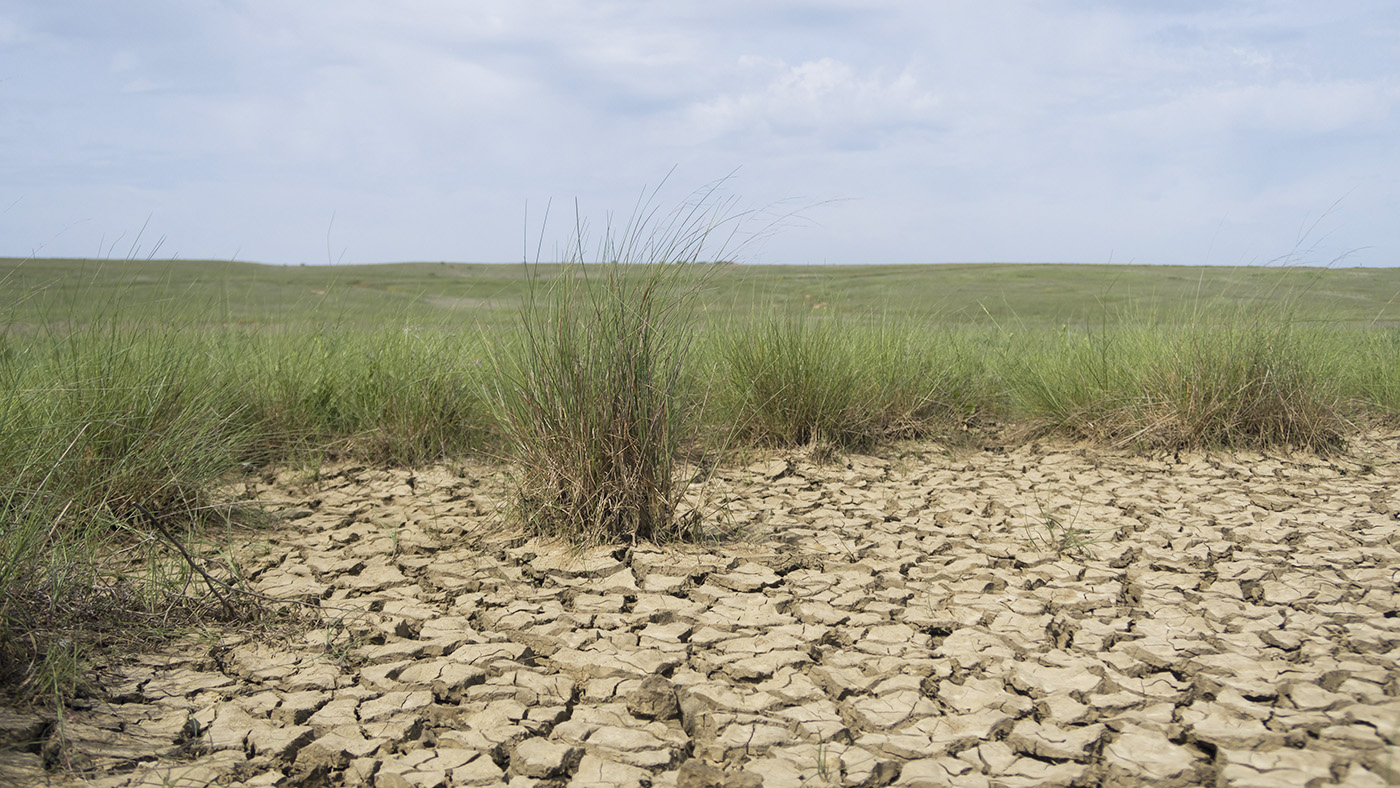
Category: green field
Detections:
[
  {"x1": 4, "y1": 254, "x2": 1400, "y2": 701},
  {"x1": 7, "y1": 257, "x2": 1400, "y2": 330}
]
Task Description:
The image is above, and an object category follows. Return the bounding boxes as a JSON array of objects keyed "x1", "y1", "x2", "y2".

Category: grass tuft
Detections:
[
  {"x1": 0, "y1": 321, "x2": 259, "y2": 699},
  {"x1": 488, "y1": 183, "x2": 742, "y2": 544},
  {"x1": 246, "y1": 323, "x2": 493, "y2": 465},
  {"x1": 718, "y1": 314, "x2": 986, "y2": 451},
  {"x1": 1130, "y1": 321, "x2": 1346, "y2": 451},
  {"x1": 1003, "y1": 309, "x2": 1347, "y2": 451}
]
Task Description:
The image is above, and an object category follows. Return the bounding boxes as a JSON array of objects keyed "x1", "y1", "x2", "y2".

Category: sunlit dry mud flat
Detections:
[{"x1": 6, "y1": 434, "x2": 1400, "y2": 788}]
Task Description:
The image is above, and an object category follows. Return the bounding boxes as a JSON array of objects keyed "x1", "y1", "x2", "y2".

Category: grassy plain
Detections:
[
  {"x1": 3, "y1": 254, "x2": 1400, "y2": 701},
  {"x1": 6, "y1": 256, "x2": 1400, "y2": 329}
]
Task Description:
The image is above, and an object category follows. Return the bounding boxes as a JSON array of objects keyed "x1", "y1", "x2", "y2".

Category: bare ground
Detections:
[{"x1": 4, "y1": 432, "x2": 1399, "y2": 788}]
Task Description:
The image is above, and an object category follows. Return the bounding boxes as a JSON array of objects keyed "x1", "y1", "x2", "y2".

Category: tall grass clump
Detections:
[
  {"x1": 1132, "y1": 319, "x2": 1346, "y2": 450},
  {"x1": 998, "y1": 323, "x2": 1140, "y2": 436},
  {"x1": 1001, "y1": 306, "x2": 1348, "y2": 451},
  {"x1": 719, "y1": 314, "x2": 989, "y2": 450},
  {"x1": 245, "y1": 323, "x2": 493, "y2": 465},
  {"x1": 0, "y1": 322, "x2": 259, "y2": 696},
  {"x1": 1337, "y1": 327, "x2": 1400, "y2": 419},
  {"x1": 0, "y1": 279, "x2": 496, "y2": 700},
  {"x1": 488, "y1": 184, "x2": 743, "y2": 545}
]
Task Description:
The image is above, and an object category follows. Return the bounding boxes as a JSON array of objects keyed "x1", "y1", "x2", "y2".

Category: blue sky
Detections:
[{"x1": 1, "y1": 1, "x2": 1396, "y2": 266}]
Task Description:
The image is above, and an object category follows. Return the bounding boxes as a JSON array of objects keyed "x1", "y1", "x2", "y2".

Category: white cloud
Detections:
[
  {"x1": 684, "y1": 57, "x2": 938, "y2": 151},
  {"x1": 0, "y1": 0, "x2": 1396, "y2": 266}
]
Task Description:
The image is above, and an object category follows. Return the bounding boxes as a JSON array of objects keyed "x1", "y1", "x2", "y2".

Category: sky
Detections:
[{"x1": 1, "y1": 1, "x2": 1397, "y2": 267}]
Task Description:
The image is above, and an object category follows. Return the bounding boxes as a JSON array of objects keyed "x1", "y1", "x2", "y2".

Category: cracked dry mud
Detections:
[{"x1": 5, "y1": 434, "x2": 1400, "y2": 788}]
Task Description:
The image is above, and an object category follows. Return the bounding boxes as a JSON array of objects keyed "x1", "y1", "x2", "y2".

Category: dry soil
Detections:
[{"x1": 4, "y1": 433, "x2": 1399, "y2": 788}]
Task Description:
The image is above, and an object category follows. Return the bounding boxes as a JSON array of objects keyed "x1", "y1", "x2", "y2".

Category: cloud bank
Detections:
[{"x1": 1, "y1": 1, "x2": 1395, "y2": 266}]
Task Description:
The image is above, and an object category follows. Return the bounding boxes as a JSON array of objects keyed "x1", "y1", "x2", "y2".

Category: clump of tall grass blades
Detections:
[
  {"x1": 1004, "y1": 312, "x2": 1347, "y2": 451},
  {"x1": 1132, "y1": 320, "x2": 1346, "y2": 450},
  {"x1": 0, "y1": 271, "x2": 503, "y2": 700},
  {"x1": 247, "y1": 323, "x2": 492, "y2": 465},
  {"x1": 0, "y1": 321, "x2": 258, "y2": 697},
  {"x1": 719, "y1": 314, "x2": 987, "y2": 451},
  {"x1": 489, "y1": 185, "x2": 742, "y2": 544}
]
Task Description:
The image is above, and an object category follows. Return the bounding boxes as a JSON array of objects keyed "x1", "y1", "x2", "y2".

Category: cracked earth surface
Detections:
[{"x1": 4, "y1": 433, "x2": 1400, "y2": 787}]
